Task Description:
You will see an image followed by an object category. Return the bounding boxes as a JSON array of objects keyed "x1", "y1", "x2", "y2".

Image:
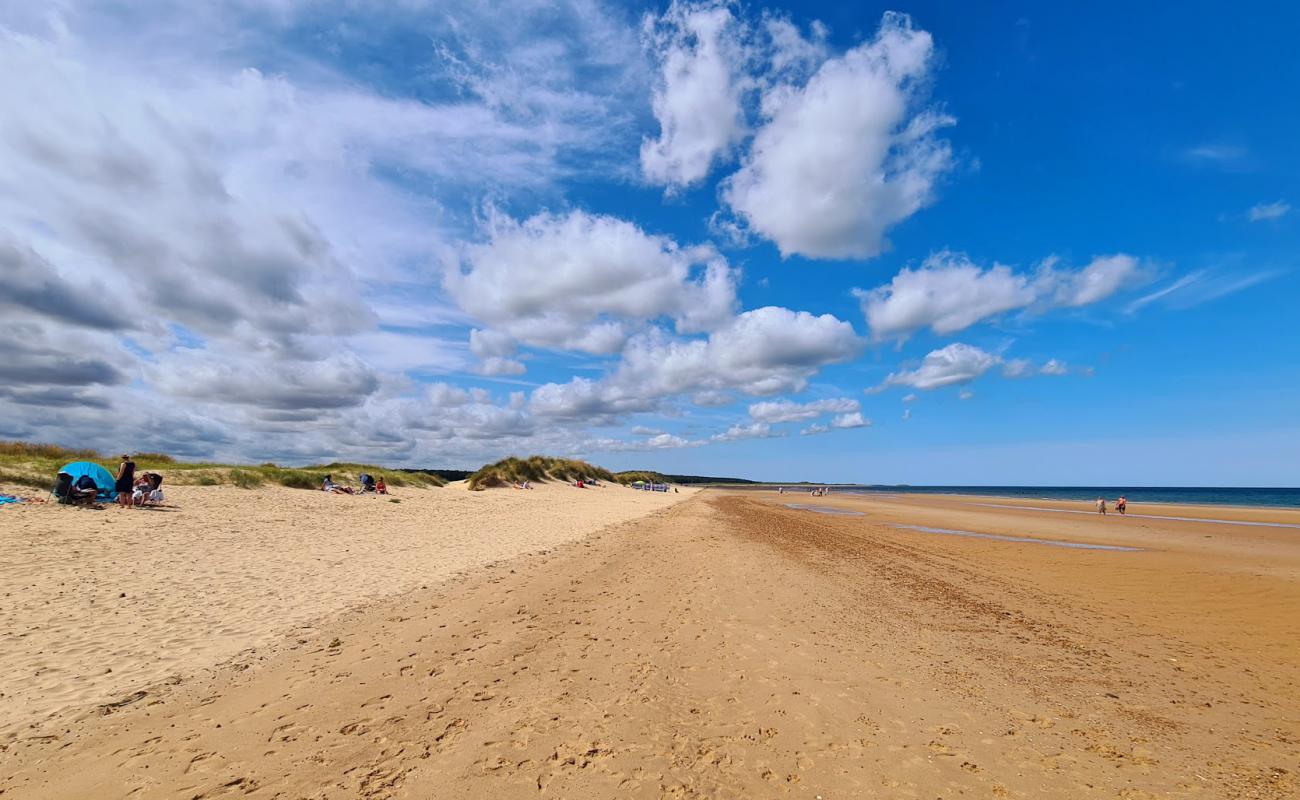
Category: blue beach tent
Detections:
[{"x1": 58, "y1": 461, "x2": 118, "y2": 501}]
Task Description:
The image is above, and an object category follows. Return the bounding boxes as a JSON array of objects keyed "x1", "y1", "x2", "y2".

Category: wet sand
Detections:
[{"x1": 2, "y1": 490, "x2": 1297, "y2": 798}]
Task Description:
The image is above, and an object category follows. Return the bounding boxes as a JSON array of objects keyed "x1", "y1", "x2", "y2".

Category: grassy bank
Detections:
[
  {"x1": 467, "y1": 456, "x2": 617, "y2": 491},
  {"x1": 613, "y1": 470, "x2": 670, "y2": 485},
  {"x1": 0, "y1": 441, "x2": 444, "y2": 492},
  {"x1": 1, "y1": 440, "x2": 762, "y2": 496}
]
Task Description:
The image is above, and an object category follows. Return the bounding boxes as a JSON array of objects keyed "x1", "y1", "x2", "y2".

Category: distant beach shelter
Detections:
[{"x1": 58, "y1": 461, "x2": 118, "y2": 501}]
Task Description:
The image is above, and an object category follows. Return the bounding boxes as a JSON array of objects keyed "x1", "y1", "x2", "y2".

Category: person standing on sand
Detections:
[
  {"x1": 1096, "y1": 496, "x2": 1107, "y2": 514},
  {"x1": 1117, "y1": 496, "x2": 1127, "y2": 515},
  {"x1": 115, "y1": 454, "x2": 136, "y2": 508}
]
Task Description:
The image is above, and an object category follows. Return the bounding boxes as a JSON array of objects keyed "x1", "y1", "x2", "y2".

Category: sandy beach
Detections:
[
  {"x1": 2, "y1": 489, "x2": 1298, "y2": 798},
  {"x1": 0, "y1": 481, "x2": 693, "y2": 750}
]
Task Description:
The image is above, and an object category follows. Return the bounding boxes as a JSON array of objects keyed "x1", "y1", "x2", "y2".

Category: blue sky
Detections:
[{"x1": 1, "y1": 1, "x2": 1295, "y2": 484}]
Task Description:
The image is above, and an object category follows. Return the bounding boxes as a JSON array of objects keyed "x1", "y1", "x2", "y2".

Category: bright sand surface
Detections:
[
  {"x1": 0, "y1": 481, "x2": 693, "y2": 749},
  {"x1": 3, "y1": 489, "x2": 1299, "y2": 798}
]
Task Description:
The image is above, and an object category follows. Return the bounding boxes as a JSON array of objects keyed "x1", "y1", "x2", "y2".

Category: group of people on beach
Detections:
[
  {"x1": 97, "y1": 455, "x2": 161, "y2": 507},
  {"x1": 53, "y1": 458, "x2": 391, "y2": 506},
  {"x1": 52, "y1": 454, "x2": 164, "y2": 508},
  {"x1": 322, "y1": 473, "x2": 387, "y2": 495},
  {"x1": 1096, "y1": 495, "x2": 1128, "y2": 515},
  {"x1": 119, "y1": 456, "x2": 165, "y2": 507}
]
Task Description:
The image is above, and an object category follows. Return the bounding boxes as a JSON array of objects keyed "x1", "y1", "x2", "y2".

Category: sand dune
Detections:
[
  {"x1": 3, "y1": 489, "x2": 1297, "y2": 798},
  {"x1": 0, "y1": 481, "x2": 692, "y2": 749}
]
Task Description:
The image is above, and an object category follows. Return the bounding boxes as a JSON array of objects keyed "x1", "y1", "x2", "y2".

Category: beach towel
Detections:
[{"x1": 0, "y1": 494, "x2": 20, "y2": 505}]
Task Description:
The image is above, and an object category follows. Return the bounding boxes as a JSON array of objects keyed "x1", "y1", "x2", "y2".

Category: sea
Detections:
[{"x1": 773, "y1": 486, "x2": 1300, "y2": 509}]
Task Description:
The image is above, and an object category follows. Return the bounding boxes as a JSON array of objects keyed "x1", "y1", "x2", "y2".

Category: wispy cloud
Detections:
[
  {"x1": 1183, "y1": 144, "x2": 1247, "y2": 162},
  {"x1": 1124, "y1": 272, "x2": 1204, "y2": 313},
  {"x1": 1248, "y1": 200, "x2": 1290, "y2": 222},
  {"x1": 1126, "y1": 269, "x2": 1280, "y2": 313}
]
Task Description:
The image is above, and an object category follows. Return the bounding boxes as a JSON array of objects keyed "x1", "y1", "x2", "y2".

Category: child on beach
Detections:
[
  {"x1": 376, "y1": 476, "x2": 388, "y2": 495},
  {"x1": 1096, "y1": 497, "x2": 1107, "y2": 514},
  {"x1": 1117, "y1": 496, "x2": 1127, "y2": 514}
]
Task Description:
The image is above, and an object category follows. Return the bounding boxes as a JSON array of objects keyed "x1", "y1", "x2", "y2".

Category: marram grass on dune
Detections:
[
  {"x1": 0, "y1": 441, "x2": 444, "y2": 491},
  {"x1": 613, "y1": 470, "x2": 671, "y2": 485},
  {"x1": 466, "y1": 456, "x2": 617, "y2": 490}
]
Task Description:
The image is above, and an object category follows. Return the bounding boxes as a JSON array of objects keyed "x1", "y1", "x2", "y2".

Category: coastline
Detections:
[
  {"x1": 722, "y1": 484, "x2": 1300, "y2": 510},
  {"x1": 848, "y1": 491, "x2": 1300, "y2": 524}
]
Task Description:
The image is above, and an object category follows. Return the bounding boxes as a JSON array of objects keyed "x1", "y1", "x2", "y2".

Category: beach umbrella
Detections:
[{"x1": 58, "y1": 461, "x2": 118, "y2": 501}]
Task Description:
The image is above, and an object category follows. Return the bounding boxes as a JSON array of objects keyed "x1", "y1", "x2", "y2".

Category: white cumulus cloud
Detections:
[
  {"x1": 640, "y1": 1, "x2": 749, "y2": 190},
  {"x1": 875, "y1": 343, "x2": 999, "y2": 391},
  {"x1": 722, "y1": 12, "x2": 953, "y2": 259},
  {"x1": 747, "y1": 396, "x2": 859, "y2": 423},
  {"x1": 712, "y1": 421, "x2": 781, "y2": 442},
  {"x1": 531, "y1": 306, "x2": 861, "y2": 419},
  {"x1": 447, "y1": 209, "x2": 738, "y2": 359},
  {"x1": 0, "y1": 1, "x2": 664, "y2": 464},
  {"x1": 1004, "y1": 358, "x2": 1071, "y2": 378},
  {"x1": 830, "y1": 411, "x2": 869, "y2": 429},
  {"x1": 1043, "y1": 254, "x2": 1140, "y2": 307},
  {"x1": 857, "y1": 252, "x2": 1144, "y2": 340}
]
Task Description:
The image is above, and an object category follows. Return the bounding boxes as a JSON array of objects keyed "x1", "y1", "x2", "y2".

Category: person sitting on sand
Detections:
[
  {"x1": 1096, "y1": 496, "x2": 1107, "y2": 514},
  {"x1": 1117, "y1": 496, "x2": 1127, "y2": 515},
  {"x1": 56, "y1": 472, "x2": 98, "y2": 505},
  {"x1": 322, "y1": 474, "x2": 353, "y2": 494},
  {"x1": 72, "y1": 473, "x2": 100, "y2": 505},
  {"x1": 375, "y1": 476, "x2": 388, "y2": 495}
]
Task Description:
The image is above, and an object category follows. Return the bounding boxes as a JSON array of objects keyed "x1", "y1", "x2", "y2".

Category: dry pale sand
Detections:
[
  {"x1": 3, "y1": 489, "x2": 1299, "y2": 799},
  {"x1": 0, "y1": 480, "x2": 693, "y2": 749}
]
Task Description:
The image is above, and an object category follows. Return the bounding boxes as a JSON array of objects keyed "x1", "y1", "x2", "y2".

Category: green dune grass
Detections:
[
  {"x1": 0, "y1": 441, "x2": 444, "y2": 492},
  {"x1": 1, "y1": 441, "x2": 751, "y2": 496},
  {"x1": 466, "y1": 455, "x2": 618, "y2": 491},
  {"x1": 613, "y1": 470, "x2": 671, "y2": 485}
]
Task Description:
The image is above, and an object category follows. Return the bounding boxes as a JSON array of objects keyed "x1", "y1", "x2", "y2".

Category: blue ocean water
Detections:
[{"x1": 831, "y1": 486, "x2": 1300, "y2": 508}]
